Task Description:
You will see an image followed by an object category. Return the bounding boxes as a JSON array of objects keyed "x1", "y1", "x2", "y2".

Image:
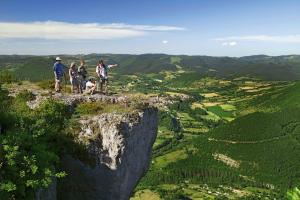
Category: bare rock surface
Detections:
[
  {"x1": 58, "y1": 107, "x2": 158, "y2": 200},
  {"x1": 27, "y1": 92, "x2": 129, "y2": 109}
]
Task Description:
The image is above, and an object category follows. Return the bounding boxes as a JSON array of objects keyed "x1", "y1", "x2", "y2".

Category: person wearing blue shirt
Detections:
[{"x1": 53, "y1": 57, "x2": 66, "y2": 93}]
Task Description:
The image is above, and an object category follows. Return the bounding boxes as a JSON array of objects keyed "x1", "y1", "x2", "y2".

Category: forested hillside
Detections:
[{"x1": 1, "y1": 54, "x2": 300, "y2": 82}]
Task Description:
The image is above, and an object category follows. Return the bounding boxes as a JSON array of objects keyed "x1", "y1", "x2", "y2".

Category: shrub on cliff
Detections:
[{"x1": 0, "y1": 87, "x2": 70, "y2": 199}]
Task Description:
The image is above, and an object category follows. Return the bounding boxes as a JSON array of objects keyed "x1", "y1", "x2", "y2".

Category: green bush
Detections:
[
  {"x1": 16, "y1": 90, "x2": 36, "y2": 102},
  {"x1": 287, "y1": 187, "x2": 300, "y2": 200},
  {"x1": 0, "y1": 87, "x2": 71, "y2": 199},
  {"x1": 0, "y1": 70, "x2": 14, "y2": 84}
]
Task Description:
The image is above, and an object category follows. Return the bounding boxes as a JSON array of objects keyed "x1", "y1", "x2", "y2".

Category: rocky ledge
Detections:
[{"x1": 27, "y1": 92, "x2": 130, "y2": 109}]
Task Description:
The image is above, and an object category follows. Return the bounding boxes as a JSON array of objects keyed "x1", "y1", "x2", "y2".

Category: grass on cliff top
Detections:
[
  {"x1": 75, "y1": 101, "x2": 135, "y2": 116},
  {"x1": 131, "y1": 189, "x2": 161, "y2": 200}
]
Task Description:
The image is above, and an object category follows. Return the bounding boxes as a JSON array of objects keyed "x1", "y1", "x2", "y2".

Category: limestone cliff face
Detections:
[{"x1": 58, "y1": 107, "x2": 158, "y2": 200}]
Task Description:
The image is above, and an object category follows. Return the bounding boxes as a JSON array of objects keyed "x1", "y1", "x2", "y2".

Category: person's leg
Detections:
[
  {"x1": 80, "y1": 80, "x2": 84, "y2": 92},
  {"x1": 59, "y1": 77, "x2": 63, "y2": 92},
  {"x1": 100, "y1": 80, "x2": 104, "y2": 94},
  {"x1": 75, "y1": 79, "x2": 78, "y2": 93},
  {"x1": 90, "y1": 86, "x2": 96, "y2": 95},
  {"x1": 70, "y1": 79, "x2": 74, "y2": 93},
  {"x1": 77, "y1": 80, "x2": 81, "y2": 93},
  {"x1": 96, "y1": 78, "x2": 100, "y2": 91},
  {"x1": 56, "y1": 78, "x2": 62, "y2": 92},
  {"x1": 104, "y1": 79, "x2": 108, "y2": 95},
  {"x1": 55, "y1": 79, "x2": 59, "y2": 92},
  {"x1": 77, "y1": 81, "x2": 81, "y2": 93},
  {"x1": 79, "y1": 78, "x2": 84, "y2": 93},
  {"x1": 79, "y1": 84, "x2": 82, "y2": 93},
  {"x1": 79, "y1": 79, "x2": 83, "y2": 93},
  {"x1": 83, "y1": 80, "x2": 86, "y2": 90},
  {"x1": 54, "y1": 73, "x2": 58, "y2": 92}
]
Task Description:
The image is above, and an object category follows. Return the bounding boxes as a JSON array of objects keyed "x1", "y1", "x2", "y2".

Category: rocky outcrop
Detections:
[
  {"x1": 5, "y1": 87, "x2": 158, "y2": 200},
  {"x1": 57, "y1": 107, "x2": 158, "y2": 200},
  {"x1": 27, "y1": 92, "x2": 129, "y2": 109}
]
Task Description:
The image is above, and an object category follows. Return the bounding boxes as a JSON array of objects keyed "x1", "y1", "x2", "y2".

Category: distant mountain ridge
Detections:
[{"x1": 1, "y1": 54, "x2": 300, "y2": 81}]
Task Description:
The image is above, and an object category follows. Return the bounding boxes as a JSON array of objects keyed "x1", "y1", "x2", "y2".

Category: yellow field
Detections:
[
  {"x1": 201, "y1": 92, "x2": 219, "y2": 98},
  {"x1": 131, "y1": 189, "x2": 161, "y2": 200},
  {"x1": 191, "y1": 102, "x2": 204, "y2": 109},
  {"x1": 202, "y1": 102, "x2": 222, "y2": 107}
]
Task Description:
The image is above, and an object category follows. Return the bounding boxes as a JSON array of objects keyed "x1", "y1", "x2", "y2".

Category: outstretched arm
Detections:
[{"x1": 108, "y1": 64, "x2": 118, "y2": 68}]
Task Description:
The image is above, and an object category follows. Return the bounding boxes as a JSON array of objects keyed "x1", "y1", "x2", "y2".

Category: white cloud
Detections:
[
  {"x1": 0, "y1": 21, "x2": 185, "y2": 40},
  {"x1": 221, "y1": 41, "x2": 237, "y2": 46},
  {"x1": 162, "y1": 40, "x2": 168, "y2": 44},
  {"x1": 214, "y1": 35, "x2": 300, "y2": 43},
  {"x1": 103, "y1": 23, "x2": 186, "y2": 31},
  {"x1": 229, "y1": 41, "x2": 237, "y2": 46}
]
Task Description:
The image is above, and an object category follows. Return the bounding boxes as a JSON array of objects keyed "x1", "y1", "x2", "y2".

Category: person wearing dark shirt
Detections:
[{"x1": 78, "y1": 59, "x2": 88, "y2": 90}]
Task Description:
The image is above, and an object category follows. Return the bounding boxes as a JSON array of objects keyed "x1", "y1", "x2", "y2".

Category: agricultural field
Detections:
[{"x1": 124, "y1": 71, "x2": 299, "y2": 199}]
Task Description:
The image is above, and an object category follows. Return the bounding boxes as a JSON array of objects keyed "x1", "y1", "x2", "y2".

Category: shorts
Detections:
[
  {"x1": 100, "y1": 78, "x2": 108, "y2": 84},
  {"x1": 70, "y1": 78, "x2": 79, "y2": 86},
  {"x1": 55, "y1": 76, "x2": 63, "y2": 83}
]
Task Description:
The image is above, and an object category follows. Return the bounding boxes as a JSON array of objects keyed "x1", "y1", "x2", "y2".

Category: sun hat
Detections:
[{"x1": 56, "y1": 57, "x2": 62, "y2": 61}]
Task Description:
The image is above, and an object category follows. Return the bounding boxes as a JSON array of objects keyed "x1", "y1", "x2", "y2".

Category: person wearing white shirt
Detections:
[
  {"x1": 85, "y1": 79, "x2": 96, "y2": 95},
  {"x1": 95, "y1": 59, "x2": 118, "y2": 94}
]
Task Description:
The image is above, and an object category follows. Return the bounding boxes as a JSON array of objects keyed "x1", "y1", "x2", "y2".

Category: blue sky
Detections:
[{"x1": 0, "y1": 0, "x2": 299, "y2": 56}]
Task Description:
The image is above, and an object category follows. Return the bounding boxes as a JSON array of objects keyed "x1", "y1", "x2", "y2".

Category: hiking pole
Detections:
[{"x1": 64, "y1": 74, "x2": 67, "y2": 93}]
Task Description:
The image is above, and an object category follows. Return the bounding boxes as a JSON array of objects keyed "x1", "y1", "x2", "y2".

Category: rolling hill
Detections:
[{"x1": 1, "y1": 54, "x2": 300, "y2": 82}]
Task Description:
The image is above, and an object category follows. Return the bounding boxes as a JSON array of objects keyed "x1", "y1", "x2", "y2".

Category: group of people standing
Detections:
[{"x1": 53, "y1": 57, "x2": 118, "y2": 95}]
